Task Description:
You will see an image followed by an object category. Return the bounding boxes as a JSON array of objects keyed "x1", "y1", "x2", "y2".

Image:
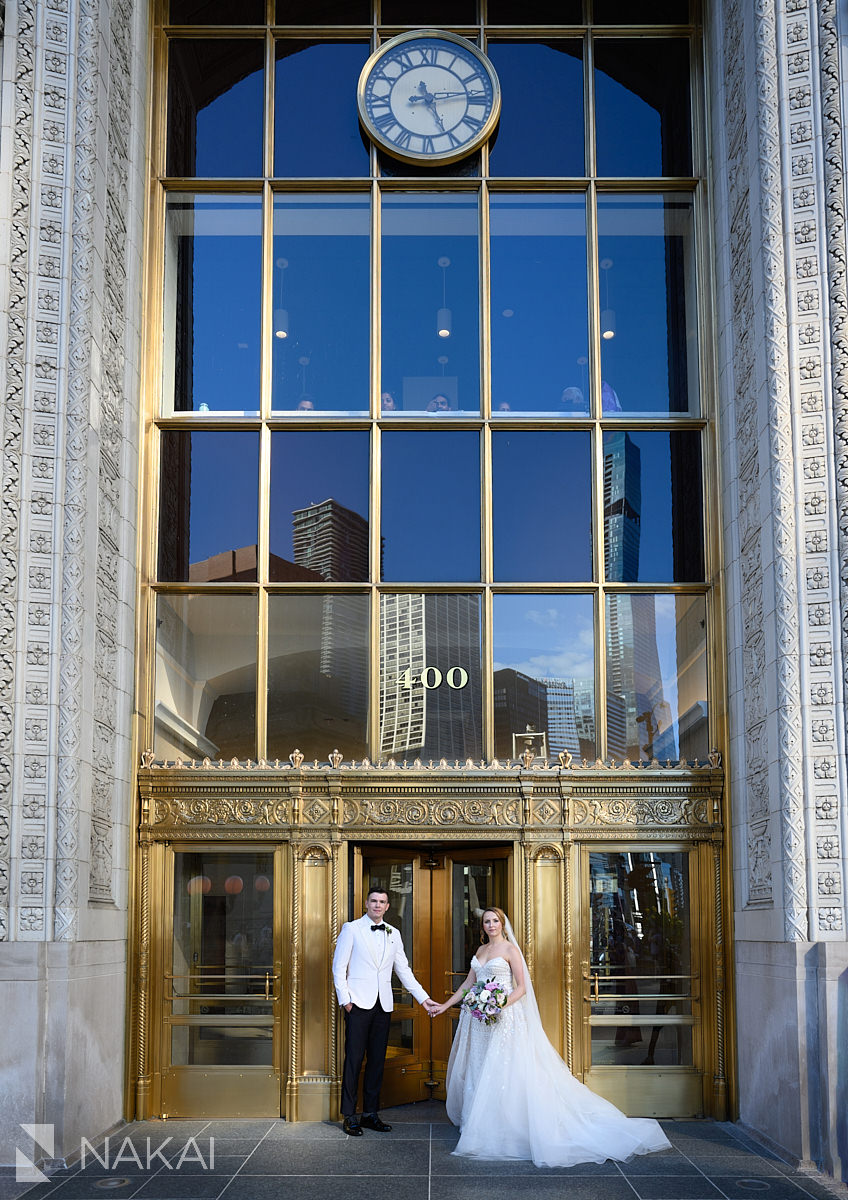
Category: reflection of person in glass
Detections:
[
  {"x1": 295, "y1": 394, "x2": 315, "y2": 411},
  {"x1": 381, "y1": 390, "x2": 397, "y2": 413},
  {"x1": 432, "y1": 908, "x2": 670, "y2": 1166},
  {"x1": 426, "y1": 392, "x2": 452, "y2": 412},
  {"x1": 559, "y1": 381, "x2": 622, "y2": 413},
  {"x1": 332, "y1": 887, "x2": 439, "y2": 1136}
]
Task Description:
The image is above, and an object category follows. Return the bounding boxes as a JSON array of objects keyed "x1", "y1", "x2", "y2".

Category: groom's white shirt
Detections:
[{"x1": 332, "y1": 913, "x2": 430, "y2": 1012}]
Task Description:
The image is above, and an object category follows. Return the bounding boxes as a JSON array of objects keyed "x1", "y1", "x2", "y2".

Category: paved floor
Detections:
[{"x1": 2, "y1": 1103, "x2": 845, "y2": 1200}]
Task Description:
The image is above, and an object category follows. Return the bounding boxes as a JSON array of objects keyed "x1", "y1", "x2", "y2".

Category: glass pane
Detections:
[
  {"x1": 603, "y1": 431, "x2": 703, "y2": 582},
  {"x1": 155, "y1": 594, "x2": 257, "y2": 761},
  {"x1": 366, "y1": 860, "x2": 415, "y2": 1005},
  {"x1": 605, "y1": 592, "x2": 707, "y2": 762},
  {"x1": 493, "y1": 593, "x2": 595, "y2": 762},
  {"x1": 158, "y1": 431, "x2": 260, "y2": 582},
  {"x1": 593, "y1": 0, "x2": 690, "y2": 23},
  {"x1": 277, "y1": 0, "x2": 370, "y2": 20},
  {"x1": 488, "y1": 0, "x2": 582, "y2": 21},
  {"x1": 492, "y1": 431, "x2": 592, "y2": 580},
  {"x1": 167, "y1": 41, "x2": 264, "y2": 177},
  {"x1": 487, "y1": 42, "x2": 584, "y2": 177},
  {"x1": 381, "y1": 1, "x2": 477, "y2": 22},
  {"x1": 271, "y1": 195, "x2": 370, "y2": 413},
  {"x1": 169, "y1": 0, "x2": 266, "y2": 22},
  {"x1": 163, "y1": 194, "x2": 262, "y2": 415},
  {"x1": 451, "y1": 859, "x2": 507, "y2": 979},
  {"x1": 589, "y1": 850, "x2": 692, "y2": 1066},
  {"x1": 594, "y1": 40, "x2": 691, "y2": 177},
  {"x1": 171, "y1": 849, "x2": 274, "y2": 1065},
  {"x1": 597, "y1": 194, "x2": 698, "y2": 416},
  {"x1": 591, "y1": 1023, "x2": 692, "y2": 1067},
  {"x1": 387, "y1": 1019, "x2": 415, "y2": 1055},
  {"x1": 379, "y1": 593, "x2": 483, "y2": 761},
  {"x1": 381, "y1": 194, "x2": 480, "y2": 415},
  {"x1": 490, "y1": 195, "x2": 588, "y2": 415},
  {"x1": 381, "y1": 431, "x2": 480, "y2": 581},
  {"x1": 270, "y1": 432, "x2": 370, "y2": 580},
  {"x1": 171, "y1": 1026, "x2": 273, "y2": 1066},
  {"x1": 274, "y1": 43, "x2": 370, "y2": 177},
  {"x1": 267, "y1": 593, "x2": 369, "y2": 759}
]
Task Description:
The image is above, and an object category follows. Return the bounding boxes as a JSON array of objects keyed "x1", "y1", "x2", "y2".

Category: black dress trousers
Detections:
[{"x1": 341, "y1": 1001, "x2": 392, "y2": 1116}]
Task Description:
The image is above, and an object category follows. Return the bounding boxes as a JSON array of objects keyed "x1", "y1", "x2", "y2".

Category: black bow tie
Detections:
[{"x1": 371, "y1": 924, "x2": 386, "y2": 931}]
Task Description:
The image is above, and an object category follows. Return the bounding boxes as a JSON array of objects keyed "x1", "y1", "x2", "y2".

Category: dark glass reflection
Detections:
[
  {"x1": 271, "y1": 196, "x2": 369, "y2": 413},
  {"x1": 594, "y1": 40, "x2": 691, "y2": 177},
  {"x1": 158, "y1": 431, "x2": 260, "y2": 582},
  {"x1": 597, "y1": 194, "x2": 698, "y2": 416},
  {"x1": 490, "y1": 195, "x2": 588, "y2": 414},
  {"x1": 163, "y1": 195, "x2": 262, "y2": 415},
  {"x1": 379, "y1": 593, "x2": 482, "y2": 761},
  {"x1": 589, "y1": 851, "x2": 692, "y2": 1068},
  {"x1": 380, "y1": 1, "x2": 477, "y2": 23},
  {"x1": 603, "y1": 431, "x2": 703, "y2": 582},
  {"x1": 605, "y1": 592, "x2": 707, "y2": 762},
  {"x1": 381, "y1": 194, "x2": 480, "y2": 414},
  {"x1": 381, "y1": 431, "x2": 480, "y2": 581},
  {"x1": 155, "y1": 593, "x2": 257, "y2": 761},
  {"x1": 276, "y1": 0, "x2": 370, "y2": 20},
  {"x1": 492, "y1": 432, "x2": 592, "y2": 581},
  {"x1": 269, "y1": 431, "x2": 370, "y2": 581},
  {"x1": 488, "y1": 0, "x2": 582, "y2": 21},
  {"x1": 167, "y1": 41, "x2": 264, "y2": 177},
  {"x1": 593, "y1": 0, "x2": 690, "y2": 22},
  {"x1": 492, "y1": 594, "x2": 595, "y2": 762},
  {"x1": 169, "y1": 0, "x2": 265, "y2": 22},
  {"x1": 267, "y1": 594, "x2": 369, "y2": 760},
  {"x1": 487, "y1": 42, "x2": 584, "y2": 177},
  {"x1": 274, "y1": 43, "x2": 370, "y2": 177}
]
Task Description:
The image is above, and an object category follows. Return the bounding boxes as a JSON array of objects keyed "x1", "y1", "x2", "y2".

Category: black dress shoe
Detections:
[
  {"x1": 360, "y1": 1114, "x2": 392, "y2": 1132},
  {"x1": 342, "y1": 1117, "x2": 363, "y2": 1136}
]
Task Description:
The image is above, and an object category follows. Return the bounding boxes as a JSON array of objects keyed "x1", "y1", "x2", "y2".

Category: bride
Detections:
[{"x1": 432, "y1": 907, "x2": 671, "y2": 1167}]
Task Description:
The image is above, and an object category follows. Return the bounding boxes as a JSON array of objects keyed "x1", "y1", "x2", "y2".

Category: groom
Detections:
[{"x1": 332, "y1": 886, "x2": 438, "y2": 1135}]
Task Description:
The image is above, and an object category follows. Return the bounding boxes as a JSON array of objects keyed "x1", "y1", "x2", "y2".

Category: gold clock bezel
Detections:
[{"x1": 357, "y1": 29, "x2": 502, "y2": 166}]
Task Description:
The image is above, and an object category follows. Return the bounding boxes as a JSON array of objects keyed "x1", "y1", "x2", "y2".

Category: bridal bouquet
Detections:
[{"x1": 461, "y1": 979, "x2": 509, "y2": 1025}]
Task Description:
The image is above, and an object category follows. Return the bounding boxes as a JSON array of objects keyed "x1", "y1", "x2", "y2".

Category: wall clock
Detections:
[{"x1": 358, "y1": 29, "x2": 501, "y2": 165}]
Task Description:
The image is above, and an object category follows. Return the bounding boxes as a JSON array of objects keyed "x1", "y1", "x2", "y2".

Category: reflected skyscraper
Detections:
[
  {"x1": 380, "y1": 594, "x2": 481, "y2": 760},
  {"x1": 604, "y1": 433, "x2": 674, "y2": 760}
]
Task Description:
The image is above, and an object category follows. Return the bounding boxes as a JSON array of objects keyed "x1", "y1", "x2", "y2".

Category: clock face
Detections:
[{"x1": 358, "y1": 30, "x2": 501, "y2": 165}]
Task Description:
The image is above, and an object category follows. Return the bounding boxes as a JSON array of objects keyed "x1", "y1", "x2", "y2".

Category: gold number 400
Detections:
[{"x1": 398, "y1": 666, "x2": 469, "y2": 690}]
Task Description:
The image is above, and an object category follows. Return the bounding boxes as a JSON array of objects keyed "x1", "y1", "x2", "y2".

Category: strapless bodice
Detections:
[{"x1": 470, "y1": 954, "x2": 513, "y2": 988}]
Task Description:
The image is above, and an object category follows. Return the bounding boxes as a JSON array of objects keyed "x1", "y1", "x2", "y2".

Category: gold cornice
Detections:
[{"x1": 138, "y1": 755, "x2": 723, "y2": 842}]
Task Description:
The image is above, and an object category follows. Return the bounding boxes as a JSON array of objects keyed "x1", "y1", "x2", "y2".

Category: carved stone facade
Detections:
[
  {"x1": 0, "y1": 0, "x2": 146, "y2": 1164},
  {"x1": 709, "y1": 0, "x2": 848, "y2": 1181}
]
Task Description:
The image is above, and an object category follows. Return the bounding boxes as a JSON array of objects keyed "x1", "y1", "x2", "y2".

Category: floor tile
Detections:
[
  {"x1": 711, "y1": 1179, "x2": 842, "y2": 1200},
  {"x1": 133, "y1": 1175, "x2": 232, "y2": 1198},
  {"x1": 238, "y1": 1139, "x2": 430, "y2": 1177},
  {"x1": 26, "y1": 1178, "x2": 146, "y2": 1200},
  {"x1": 1, "y1": 1183, "x2": 54, "y2": 1200},
  {"x1": 190, "y1": 1123, "x2": 275, "y2": 1140},
  {"x1": 264, "y1": 1123, "x2": 347, "y2": 1141},
  {"x1": 620, "y1": 1152, "x2": 700, "y2": 1176},
  {"x1": 432, "y1": 1179, "x2": 637, "y2": 1199},
  {"x1": 429, "y1": 1141, "x2": 622, "y2": 1176},
  {"x1": 627, "y1": 1177, "x2": 725, "y2": 1199},
  {"x1": 692, "y1": 1157, "x2": 783, "y2": 1178},
  {"x1": 220, "y1": 1177, "x2": 429, "y2": 1200},
  {"x1": 669, "y1": 1137, "x2": 752, "y2": 1157}
]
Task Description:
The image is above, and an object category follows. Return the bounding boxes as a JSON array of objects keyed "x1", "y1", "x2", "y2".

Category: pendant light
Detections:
[
  {"x1": 436, "y1": 256, "x2": 451, "y2": 338},
  {"x1": 600, "y1": 257, "x2": 615, "y2": 340},
  {"x1": 274, "y1": 257, "x2": 289, "y2": 339}
]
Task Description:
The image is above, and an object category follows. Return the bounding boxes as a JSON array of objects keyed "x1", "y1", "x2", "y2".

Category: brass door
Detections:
[
  {"x1": 580, "y1": 845, "x2": 705, "y2": 1117},
  {"x1": 355, "y1": 845, "x2": 510, "y2": 1107},
  {"x1": 157, "y1": 846, "x2": 285, "y2": 1117}
]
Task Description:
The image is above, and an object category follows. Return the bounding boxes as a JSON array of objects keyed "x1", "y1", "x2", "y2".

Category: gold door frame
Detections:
[{"x1": 131, "y1": 758, "x2": 731, "y2": 1122}]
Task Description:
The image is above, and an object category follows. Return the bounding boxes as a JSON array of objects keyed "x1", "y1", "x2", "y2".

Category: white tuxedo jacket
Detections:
[{"x1": 332, "y1": 914, "x2": 430, "y2": 1012}]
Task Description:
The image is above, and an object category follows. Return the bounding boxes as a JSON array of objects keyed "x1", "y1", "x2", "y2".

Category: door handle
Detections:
[{"x1": 264, "y1": 972, "x2": 281, "y2": 1000}]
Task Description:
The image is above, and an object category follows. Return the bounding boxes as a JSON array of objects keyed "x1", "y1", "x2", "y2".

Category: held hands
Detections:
[
  {"x1": 422, "y1": 998, "x2": 440, "y2": 1015},
  {"x1": 428, "y1": 999, "x2": 452, "y2": 1017}
]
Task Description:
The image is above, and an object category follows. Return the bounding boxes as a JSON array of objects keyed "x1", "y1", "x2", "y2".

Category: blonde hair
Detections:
[{"x1": 481, "y1": 906, "x2": 509, "y2": 943}]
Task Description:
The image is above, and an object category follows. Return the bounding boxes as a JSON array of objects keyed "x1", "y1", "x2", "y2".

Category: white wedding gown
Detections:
[{"x1": 445, "y1": 953, "x2": 671, "y2": 1167}]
